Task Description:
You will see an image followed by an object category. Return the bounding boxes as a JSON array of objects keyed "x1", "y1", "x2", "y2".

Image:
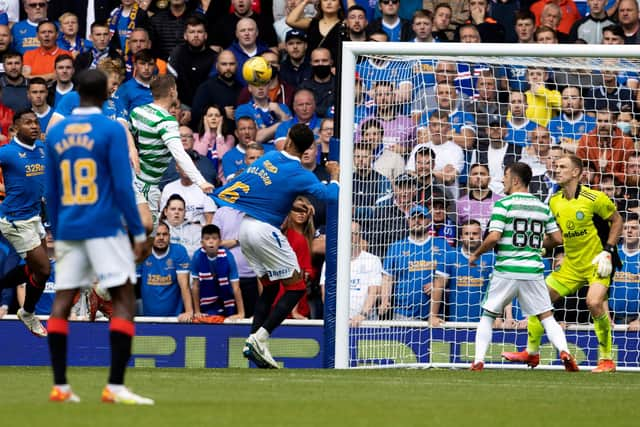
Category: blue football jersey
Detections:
[
  {"x1": 0, "y1": 138, "x2": 46, "y2": 221},
  {"x1": 383, "y1": 236, "x2": 449, "y2": 319},
  {"x1": 54, "y1": 91, "x2": 127, "y2": 122},
  {"x1": 138, "y1": 243, "x2": 191, "y2": 316},
  {"x1": 113, "y1": 78, "x2": 152, "y2": 116},
  {"x1": 445, "y1": 249, "x2": 494, "y2": 322},
  {"x1": 610, "y1": 246, "x2": 640, "y2": 318},
  {"x1": 10, "y1": 20, "x2": 38, "y2": 54},
  {"x1": 34, "y1": 259, "x2": 56, "y2": 315},
  {"x1": 213, "y1": 150, "x2": 339, "y2": 228},
  {"x1": 548, "y1": 113, "x2": 596, "y2": 147},
  {"x1": 44, "y1": 107, "x2": 144, "y2": 240}
]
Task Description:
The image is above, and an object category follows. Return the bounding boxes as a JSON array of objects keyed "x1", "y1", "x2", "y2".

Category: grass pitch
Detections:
[{"x1": 2, "y1": 367, "x2": 638, "y2": 427}]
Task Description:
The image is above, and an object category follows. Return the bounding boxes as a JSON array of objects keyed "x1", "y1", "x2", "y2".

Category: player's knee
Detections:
[{"x1": 585, "y1": 295, "x2": 604, "y2": 313}]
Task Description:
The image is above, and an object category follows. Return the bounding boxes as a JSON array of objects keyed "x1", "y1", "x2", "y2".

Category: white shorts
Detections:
[
  {"x1": 134, "y1": 177, "x2": 161, "y2": 222},
  {"x1": 55, "y1": 232, "x2": 136, "y2": 290},
  {"x1": 0, "y1": 215, "x2": 45, "y2": 258},
  {"x1": 482, "y1": 274, "x2": 554, "y2": 317},
  {"x1": 238, "y1": 216, "x2": 300, "y2": 281}
]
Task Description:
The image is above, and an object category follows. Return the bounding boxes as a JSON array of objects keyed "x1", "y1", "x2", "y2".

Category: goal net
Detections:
[{"x1": 331, "y1": 43, "x2": 640, "y2": 370}]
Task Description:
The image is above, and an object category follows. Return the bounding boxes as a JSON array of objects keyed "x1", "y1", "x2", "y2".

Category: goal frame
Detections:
[{"x1": 333, "y1": 42, "x2": 640, "y2": 370}]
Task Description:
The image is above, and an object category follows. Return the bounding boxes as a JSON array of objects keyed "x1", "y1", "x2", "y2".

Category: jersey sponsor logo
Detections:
[
  {"x1": 455, "y1": 276, "x2": 484, "y2": 287},
  {"x1": 563, "y1": 229, "x2": 588, "y2": 239},
  {"x1": 25, "y1": 163, "x2": 45, "y2": 176},
  {"x1": 146, "y1": 274, "x2": 173, "y2": 286},
  {"x1": 614, "y1": 271, "x2": 640, "y2": 282},
  {"x1": 408, "y1": 260, "x2": 436, "y2": 272}
]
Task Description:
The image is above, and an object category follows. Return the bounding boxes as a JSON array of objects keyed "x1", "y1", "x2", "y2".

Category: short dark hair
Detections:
[
  {"x1": 90, "y1": 21, "x2": 109, "y2": 33},
  {"x1": 201, "y1": 224, "x2": 221, "y2": 238},
  {"x1": 469, "y1": 163, "x2": 490, "y2": 174},
  {"x1": 515, "y1": 10, "x2": 535, "y2": 23},
  {"x1": 76, "y1": 69, "x2": 109, "y2": 105},
  {"x1": 360, "y1": 118, "x2": 383, "y2": 135},
  {"x1": 347, "y1": 4, "x2": 367, "y2": 15},
  {"x1": 415, "y1": 145, "x2": 435, "y2": 160},
  {"x1": 165, "y1": 193, "x2": 186, "y2": 210},
  {"x1": 13, "y1": 109, "x2": 36, "y2": 124},
  {"x1": 36, "y1": 20, "x2": 56, "y2": 33},
  {"x1": 3, "y1": 51, "x2": 22, "y2": 62},
  {"x1": 288, "y1": 123, "x2": 315, "y2": 153},
  {"x1": 27, "y1": 77, "x2": 47, "y2": 89},
  {"x1": 433, "y1": 2, "x2": 452, "y2": 13},
  {"x1": 185, "y1": 14, "x2": 207, "y2": 29},
  {"x1": 133, "y1": 48, "x2": 154, "y2": 64},
  {"x1": 505, "y1": 162, "x2": 533, "y2": 187},
  {"x1": 603, "y1": 24, "x2": 625, "y2": 39},
  {"x1": 54, "y1": 54, "x2": 74, "y2": 66}
]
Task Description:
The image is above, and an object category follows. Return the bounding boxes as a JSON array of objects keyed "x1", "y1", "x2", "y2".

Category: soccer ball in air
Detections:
[{"x1": 242, "y1": 57, "x2": 273, "y2": 86}]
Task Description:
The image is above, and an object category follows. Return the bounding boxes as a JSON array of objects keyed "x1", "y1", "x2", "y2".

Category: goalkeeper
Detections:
[{"x1": 503, "y1": 154, "x2": 623, "y2": 373}]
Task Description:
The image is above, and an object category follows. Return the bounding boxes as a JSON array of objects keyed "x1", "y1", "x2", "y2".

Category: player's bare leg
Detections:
[
  {"x1": 19, "y1": 240, "x2": 51, "y2": 337},
  {"x1": 48, "y1": 289, "x2": 81, "y2": 402},
  {"x1": 587, "y1": 283, "x2": 615, "y2": 373},
  {"x1": 101, "y1": 281, "x2": 154, "y2": 404}
]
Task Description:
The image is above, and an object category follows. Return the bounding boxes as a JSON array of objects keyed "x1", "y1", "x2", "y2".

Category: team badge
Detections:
[{"x1": 576, "y1": 211, "x2": 585, "y2": 220}]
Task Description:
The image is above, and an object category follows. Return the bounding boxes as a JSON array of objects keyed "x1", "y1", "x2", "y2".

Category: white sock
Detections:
[
  {"x1": 541, "y1": 316, "x2": 569, "y2": 354},
  {"x1": 474, "y1": 316, "x2": 494, "y2": 363},
  {"x1": 107, "y1": 384, "x2": 126, "y2": 393},
  {"x1": 55, "y1": 384, "x2": 71, "y2": 392},
  {"x1": 255, "y1": 327, "x2": 270, "y2": 342}
]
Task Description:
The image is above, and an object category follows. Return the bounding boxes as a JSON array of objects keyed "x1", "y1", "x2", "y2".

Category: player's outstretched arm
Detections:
[
  {"x1": 543, "y1": 230, "x2": 563, "y2": 252},
  {"x1": 469, "y1": 231, "x2": 501, "y2": 266}
]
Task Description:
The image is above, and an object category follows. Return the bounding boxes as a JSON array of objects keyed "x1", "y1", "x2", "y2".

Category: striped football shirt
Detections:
[
  {"x1": 130, "y1": 103, "x2": 180, "y2": 185},
  {"x1": 488, "y1": 192, "x2": 559, "y2": 280}
]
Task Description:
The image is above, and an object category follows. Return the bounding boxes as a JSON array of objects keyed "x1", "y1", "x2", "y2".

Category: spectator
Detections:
[
  {"x1": 360, "y1": 117, "x2": 405, "y2": 181},
  {"x1": 279, "y1": 29, "x2": 312, "y2": 88},
  {"x1": 457, "y1": 163, "x2": 502, "y2": 230},
  {"x1": 528, "y1": 145, "x2": 563, "y2": 203},
  {"x1": 160, "y1": 161, "x2": 218, "y2": 226},
  {"x1": 464, "y1": 0, "x2": 505, "y2": 43},
  {"x1": 584, "y1": 61, "x2": 635, "y2": 114},
  {"x1": 514, "y1": 10, "x2": 536, "y2": 44},
  {"x1": 380, "y1": 205, "x2": 449, "y2": 322},
  {"x1": 74, "y1": 21, "x2": 122, "y2": 73},
  {"x1": 610, "y1": 214, "x2": 640, "y2": 331},
  {"x1": 27, "y1": 77, "x2": 52, "y2": 134},
  {"x1": 457, "y1": 22, "x2": 481, "y2": 43},
  {"x1": 531, "y1": 0, "x2": 581, "y2": 35},
  {"x1": 168, "y1": 14, "x2": 217, "y2": 108},
  {"x1": 505, "y1": 90, "x2": 537, "y2": 147},
  {"x1": 192, "y1": 104, "x2": 235, "y2": 183},
  {"x1": 345, "y1": 4, "x2": 369, "y2": 41},
  {"x1": 113, "y1": 48, "x2": 154, "y2": 114},
  {"x1": 465, "y1": 70, "x2": 507, "y2": 140},
  {"x1": 0, "y1": 87, "x2": 12, "y2": 143},
  {"x1": 618, "y1": 0, "x2": 640, "y2": 43},
  {"x1": 0, "y1": 24, "x2": 11, "y2": 70},
  {"x1": 274, "y1": 88, "x2": 320, "y2": 150},
  {"x1": 431, "y1": 2, "x2": 454, "y2": 41},
  {"x1": 548, "y1": 85, "x2": 596, "y2": 152},
  {"x1": 229, "y1": 17, "x2": 272, "y2": 86},
  {"x1": 520, "y1": 125, "x2": 553, "y2": 177},
  {"x1": 222, "y1": 116, "x2": 259, "y2": 179},
  {"x1": 576, "y1": 109, "x2": 635, "y2": 184},
  {"x1": 568, "y1": 0, "x2": 614, "y2": 44},
  {"x1": 274, "y1": 0, "x2": 315, "y2": 45},
  {"x1": 524, "y1": 66, "x2": 560, "y2": 128},
  {"x1": 123, "y1": 27, "x2": 167, "y2": 80},
  {"x1": 406, "y1": 145, "x2": 448, "y2": 212},
  {"x1": 616, "y1": 152, "x2": 640, "y2": 215},
  {"x1": 491, "y1": 0, "x2": 521, "y2": 42},
  {"x1": 320, "y1": 221, "x2": 382, "y2": 326},
  {"x1": 206, "y1": 0, "x2": 278, "y2": 52},
  {"x1": 272, "y1": 196, "x2": 317, "y2": 319},
  {"x1": 317, "y1": 117, "x2": 333, "y2": 164},
  {"x1": 11, "y1": 0, "x2": 49, "y2": 54},
  {"x1": 161, "y1": 125, "x2": 218, "y2": 189},
  {"x1": 108, "y1": 0, "x2": 150, "y2": 57},
  {"x1": 428, "y1": 198, "x2": 456, "y2": 246},
  {"x1": 298, "y1": 47, "x2": 335, "y2": 118},
  {"x1": 539, "y1": 3, "x2": 571, "y2": 43},
  {"x1": 534, "y1": 24, "x2": 559, "y2": 43},
  {"x1": 191, "y1": 50, "x2": 242, "y2": 130},
  {"x1": 287, "y1": 0, "x2": 345, "y2": 61},
  {"x1": 365, "y1": 0, "x2": 412, "y2": 42},
  {"x1": 137, "y1": 221, "x2": 194, "y2": 321},
  {"x1": 162, "y1": 193, "x2": 202, "y2": 257},
  {"x1": 410, "y1": 9, "x2": 434, "y2": 43},
  {"x1": 23, "y1": 21, "x2": 71, "y2": 82},
  {"x1": 363, "y1": 173, "x2": 417, "y2": 258},
  {"x1": 191, "y1": 224, "x2": 245, "y2": 320},
  {"x1": 444, "y1": 219, "x2": 494, "y2": 321},
  {"x1": 48, "y1": 54, "x2": 75, "y2": 108},
  {"x1": 352, "y1": 143, "x2": 392, "y2": 220},
  {"x1": 300, "y1": 140, "x2": 329, "y2": 228},
  {"x1": 56, "y1": 12, "x2": 90, "y2": 56},
  {"x1": 149, "y1": 0, "x2": 189, "y2": 61},
  {"x1": 602, "y1": 23, "x2": 626, "y2": 45},
  {"x1": 0, "y1": 52, "x2": 30, "y2": 113}
]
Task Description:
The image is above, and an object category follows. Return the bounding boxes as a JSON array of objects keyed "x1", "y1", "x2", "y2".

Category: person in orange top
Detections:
[
  {"x1": 576, "y1": 109, "x2": 635, "y2": 185},
  {"x1": 23, "y1": 21, "x2": 71, "y2": 83},
  {"x1": 530, "y1": 0, "x2": 582, "y2": 35}
]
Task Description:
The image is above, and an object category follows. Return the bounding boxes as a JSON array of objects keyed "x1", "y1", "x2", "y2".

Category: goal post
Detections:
[{"x1": 331, "y1": 42, "x2": 640, "y2": 370}]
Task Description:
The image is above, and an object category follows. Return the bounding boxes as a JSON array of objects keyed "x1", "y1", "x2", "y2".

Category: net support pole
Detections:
[{"x1": 333, "y1": 43, "x2": 357, "y2": 369}]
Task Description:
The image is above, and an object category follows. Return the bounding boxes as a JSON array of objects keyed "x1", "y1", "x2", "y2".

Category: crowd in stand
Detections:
[{"x1": 0, "y1": 0, "x2": 639, "y2": 330}]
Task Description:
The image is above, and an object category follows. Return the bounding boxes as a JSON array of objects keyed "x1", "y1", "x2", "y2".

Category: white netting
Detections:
[{"x1": 336, "y1": 44, "x2": 640, "y2": 370}]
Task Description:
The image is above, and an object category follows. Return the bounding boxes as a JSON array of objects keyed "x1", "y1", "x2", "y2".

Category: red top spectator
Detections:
[{"x1": 530, "y1": 0, "x2": 581, "y2": 34}]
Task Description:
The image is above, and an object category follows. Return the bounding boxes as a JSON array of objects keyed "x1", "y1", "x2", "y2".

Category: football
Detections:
[{"x1": 242, "y1": 56, "x2": 273, "y2": 86}]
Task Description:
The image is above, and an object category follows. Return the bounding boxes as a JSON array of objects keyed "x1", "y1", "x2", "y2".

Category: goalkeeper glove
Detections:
[{"x1": 592, "y1": 245, "x2": 615, "y2": 277}]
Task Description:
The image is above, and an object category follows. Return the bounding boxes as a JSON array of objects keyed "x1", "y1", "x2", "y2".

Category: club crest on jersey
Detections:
[{"x1": 576, "y1": 211, "x2": 585, "y2": 220}]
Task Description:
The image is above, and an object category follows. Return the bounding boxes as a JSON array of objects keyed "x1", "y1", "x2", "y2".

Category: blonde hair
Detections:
[
  {"x1": 97, "y1": 58, "x2": 125, "y2": 81},
  {"x1": 59, "y1": 12, "x2": 78, "y2": 24},
  {"x1": 283, "y1": 196, "x2": 316, "y2": 249}
]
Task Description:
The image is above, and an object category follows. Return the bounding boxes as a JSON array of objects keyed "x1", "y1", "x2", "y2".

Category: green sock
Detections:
[
  {"x1": 593, "y1": 313, "x2": 612, "y2": 360},
  {"x1": 527, "y1": 315, "x2": 544, "y2": 354}
]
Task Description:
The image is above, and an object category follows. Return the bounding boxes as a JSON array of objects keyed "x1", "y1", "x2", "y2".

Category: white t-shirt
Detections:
[
  {"x1": 320, "y1": 250, "x2": 382, "y2": 318},
  {"x1": 160, "y1": 180, "x2": 217, "y2": 225}
]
